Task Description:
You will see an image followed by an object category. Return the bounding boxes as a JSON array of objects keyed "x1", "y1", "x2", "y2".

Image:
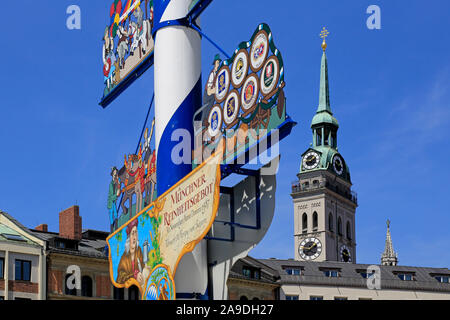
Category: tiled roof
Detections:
[
  {"x1": 258, "y1": 258, "x2": 450, "y2": 293},
  {"x1": 29, "y1": 229, "x2": 108, "y2": 260},
  {"x1": 228, "y1": 256, "x2": 280, "y2": 285}
]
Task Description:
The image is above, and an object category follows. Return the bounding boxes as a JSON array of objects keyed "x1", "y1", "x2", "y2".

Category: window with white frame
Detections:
[
  {"x1": 322, "y1": 269, "x2": 340, "y2": 278},
  {"x1": 396, "y1": 273, "x2": 415, "y2": 281},
  {"x1": 434, "y1": 275, "x2": 450, "y2": 283},
  {"x1": 285, "y1": 268, "x2": 302, "y2": 276}
]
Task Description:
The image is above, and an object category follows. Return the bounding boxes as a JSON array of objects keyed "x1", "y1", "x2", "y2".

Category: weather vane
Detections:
[{"x1": 320, "y1": 27, "x2": 329, "y2": 51}]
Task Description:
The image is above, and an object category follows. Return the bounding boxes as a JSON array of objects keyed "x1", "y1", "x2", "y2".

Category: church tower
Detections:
[
  {"x1": 291, "y1": 28, "x2": 358, "y2": 263},
  {"x1": 381, "y1": 220, "x2": 399, "y2": 266}
]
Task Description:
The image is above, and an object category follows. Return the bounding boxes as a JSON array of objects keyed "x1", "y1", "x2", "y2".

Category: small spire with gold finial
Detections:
[{"x1": 320, "y1": 27, "x2": 329, "y2": 51}]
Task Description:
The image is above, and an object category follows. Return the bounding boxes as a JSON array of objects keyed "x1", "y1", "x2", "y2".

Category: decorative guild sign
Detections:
[
  {"x1": 195, "y1": 23, "x2": 286, "y2": 167},
  {"x1": 107, "y1": 152, "x2": 222, "y2": 300},
  {"x1": 101, "y1": 0, "x2": 154, "y2": 105}
]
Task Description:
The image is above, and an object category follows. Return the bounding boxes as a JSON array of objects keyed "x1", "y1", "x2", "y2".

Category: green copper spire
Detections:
[
  {"x1": 317, "y1": 51, "x2": 331, "y2": 113},
  {"x1": 311, "y1": 28, "x2": 338, "y2": 128}
]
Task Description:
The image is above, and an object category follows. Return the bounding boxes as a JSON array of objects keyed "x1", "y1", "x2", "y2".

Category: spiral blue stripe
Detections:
[{"x1": 156, "y1": 78, "x2": 202, "y2": 195}]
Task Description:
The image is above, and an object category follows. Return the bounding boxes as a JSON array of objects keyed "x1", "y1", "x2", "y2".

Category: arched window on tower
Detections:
[
  {"x1": 324, "y1": 128, "x2": 330, "y2": 146},
  {"x1": 331, "y1": 132, "x2": 337, "y2": 148},
  {"x1": 316, "y1": 129, "x2": 322, "y2": 146},
  {"x1": 302, "y1": 213, "x2": 308, "y2": 234},
  {"x1": 338, "y1": 217, "x2": 343, "y2": 236},
  {"x1": 328, "y1": 213, "x2": 334, "y2": 232},
  {"x1": 312, "y1": 212, "x2": 318, "y2": 232},
  {"x1": 346, "y1": 221, "x2": 352, "y2": 240}
]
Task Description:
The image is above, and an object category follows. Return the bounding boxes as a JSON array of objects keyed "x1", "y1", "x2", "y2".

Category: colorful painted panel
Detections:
[
  {"x1": 108, "y1": 120, "x2": 156, "y2": 232},
  {"x1": 107, "y1": 152, "x2": 222, "y2": 300},
  {"x1": 102, "y1": 0, "x2": 154, "y2": 103},
  {"x1": 194, "y1": 23, "x2": 286, "y2": 167}
]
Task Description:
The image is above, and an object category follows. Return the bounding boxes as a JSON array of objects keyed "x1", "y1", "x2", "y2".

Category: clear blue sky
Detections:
[{"x1": 1, "y1": 0, "x2": 449, "y2": 268}]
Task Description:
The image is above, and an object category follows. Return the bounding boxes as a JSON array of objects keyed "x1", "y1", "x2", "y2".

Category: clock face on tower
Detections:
[
  {"x1": 340, "y1": 245, "x2": 352, "y2": 263},
  {"x1": 303, "y1": 151, "x2": 320, "y2": 170},
  {"x1": 299, "y1": 237, "x2": 322, "y2": 261},
  {"x1": 333, "y1": 155, "x2": 344, "y2": 175}
]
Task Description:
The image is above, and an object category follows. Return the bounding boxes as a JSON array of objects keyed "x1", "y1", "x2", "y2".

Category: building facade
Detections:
[
  {"x1": 30, "y1": 205, "x2": 140, "y2": 300},
  {"x1": 261, "y1": 258, "x2": 450, "y2": 300},
  {"x1": 0, "y1": 211, "x2": 47, "y2": 300},
  {"x1": 227, "y1": 256, "x2": 280, "y2": 300},
  {"x1": 1, "y1": 205, "x2": 140, "y2": 300}
]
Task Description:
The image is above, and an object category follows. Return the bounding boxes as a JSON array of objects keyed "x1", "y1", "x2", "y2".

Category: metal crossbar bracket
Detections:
[{"x1": 205, "y1": 166, "x2": 261, "y2": 242}]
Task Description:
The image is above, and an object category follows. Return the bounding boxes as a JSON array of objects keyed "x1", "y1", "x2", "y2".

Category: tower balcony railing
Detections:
[{"x1": 291, "y1": 180, "x2": 358, "y2": 205}]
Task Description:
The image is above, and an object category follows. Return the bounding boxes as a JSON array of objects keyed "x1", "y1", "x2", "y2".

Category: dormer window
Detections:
[
  {"x1": 357, "y1": 269, "x2": 375, "y2": 279},
  {"x1": 242, "y1": 266, "x2": 261, "y2": 280},
  {"x1": 432, "y1": 274, "x2": 450, "y2": 283},
  {"x1": 284, "y1": 267, "x2": 303, "y2": 276},
  {"x1": 320, "y1": 268, "x2": 340, "y2": 278},
  {"x1": 55, "y1": 240, "x2": 66, "y2": 249},
  {"x1": 395, "y1": 272, "x2": 415, "y2": 281}
]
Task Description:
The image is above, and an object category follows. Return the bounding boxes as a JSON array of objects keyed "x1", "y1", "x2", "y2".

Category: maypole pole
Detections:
[{"x1": 153, "y1": 0, "x2": 207, "y2": 299}]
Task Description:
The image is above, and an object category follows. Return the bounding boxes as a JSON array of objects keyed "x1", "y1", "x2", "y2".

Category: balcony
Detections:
[{"x1": 291, "y1": 180, "x2": 358, "y2": 205}]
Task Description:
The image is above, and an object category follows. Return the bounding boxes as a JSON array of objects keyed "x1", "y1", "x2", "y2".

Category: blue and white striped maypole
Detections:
[
  {"x1": 153, "y1": 0, "x2": 202, "y2": 195},
  {"x1": 153, "y1": 0, "x2": 207, "y2": 299}
]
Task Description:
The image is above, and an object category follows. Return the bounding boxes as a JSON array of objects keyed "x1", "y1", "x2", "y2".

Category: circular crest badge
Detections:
[
  {"x1": 231, "y1": 50, "x2": 249, "y2": 88},
  {"x1": 223, "y1": 90, "x2": 240, "y2": 125},
  {"x1": 208, "y1": 105, "x2": 223, "y2": 137},
  {"x1": 241, "y1": 74, "x2": 259, "y2": 111},
  {"x1": 250, "y1": 31, "x2": 269, "y2": 72},
  {"x1": 215, "y1": 66, "x2": 231, "y2": 103},
  {"x1": 260, "y1": 56, "x2": 280, "y2": 95}
]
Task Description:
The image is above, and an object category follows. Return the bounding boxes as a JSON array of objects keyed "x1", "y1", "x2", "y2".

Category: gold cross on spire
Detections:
[{"x1": 320, "y1": 27, "x2": 330, "y2": 51}]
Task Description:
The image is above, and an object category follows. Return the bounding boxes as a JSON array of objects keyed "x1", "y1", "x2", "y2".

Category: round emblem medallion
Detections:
[
  {"x1": 215, "y1": 66, "x2": 231, "y2": 103},
  {"x1": 208, "y1": 105, "x2": 223, "y2": 137},
  {"x1": 250, "y1": 31, "x2": 269, "y2": 72},
  {"x1": 241, "y1": 74, "x2": 259, "y2": 111},
  {"x1": 223, "y1": 90, "x2": 240, "y2": 125},
  {"x1": 231, "y1": 50, "x2": 249, "y2": 88},
  {"x1": 260, "y1": 56, "x2": 280, "y2": 95}
]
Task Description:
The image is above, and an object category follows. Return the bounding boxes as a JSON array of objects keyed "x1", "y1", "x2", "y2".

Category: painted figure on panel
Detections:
[
  {"x1": 158, "y1": 280, "x2": 169, "y2": 300},
  {"x1": 145, "y1": 0, "x2": 154, "y2": 29},
  {"x1": 130, "y1": 6, "x2": 151, "y2": 58},
  {"x1": 203, "y1": 54, "x2": 221, "y2": 122},
  {"x1": 103, "y1": 26, "x2": 117, "y2": 91},
  {"x1": 108, "y1": 167, "x2": 121, "y2": 231},
  {"x1": 135, "y1": 149, "x2": 145, "y2": 215},
  {"x1": 116, "y1": 25, "x2": 129, "y2": 69},
  {"x1": 142, "y1": 119, "x2": 157, "y2": 207},
  {"x1": 121, "y1": 154, "x2": 139, "y2": 215},
  {"x1": 116, "y1": 219, "x2": 150, "y2": 289}
]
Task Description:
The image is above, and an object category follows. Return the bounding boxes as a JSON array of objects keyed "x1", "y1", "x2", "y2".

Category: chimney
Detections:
[
  {"x1": 59, "y1": 206, "x2": 82, "y2": 240},
  {"x1": 35, "y1": 224, "x2": 48, "y2": 232}
]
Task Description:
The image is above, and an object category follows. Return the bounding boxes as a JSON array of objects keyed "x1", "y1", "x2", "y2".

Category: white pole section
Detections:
[{"x1": 153, "y1": 0, "x2": 207, "y2": 299}]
